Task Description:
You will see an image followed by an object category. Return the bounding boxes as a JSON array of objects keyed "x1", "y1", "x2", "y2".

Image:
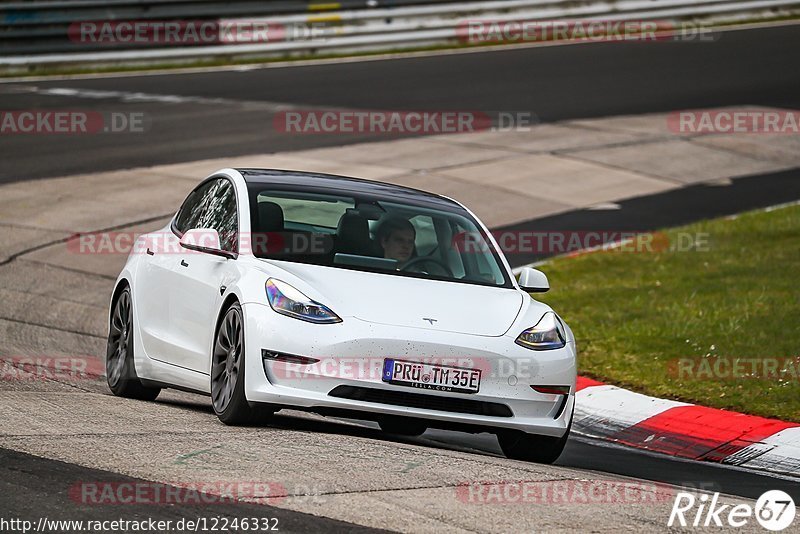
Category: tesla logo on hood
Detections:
[{"x1": 422, "y1": 317, "x2": 438, "y2": 325}]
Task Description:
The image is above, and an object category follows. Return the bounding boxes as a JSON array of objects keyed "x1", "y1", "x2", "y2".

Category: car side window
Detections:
[
  {"x1": 173, "y1": 178, "x2": 238, "y2": 252},
  {"x1": 174, "y1": 180, "x2": 217, "y2": 235},
  {"x1": 199, "y1": 180, "x2": 238, "y2": 252}
]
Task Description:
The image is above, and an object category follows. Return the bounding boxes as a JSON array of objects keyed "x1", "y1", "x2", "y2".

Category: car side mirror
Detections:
[
  {"x1": 179, "y1": 228, "x2": 236, "y2": 259},
  {"x1": 517, "y1": 267, "x2": 549, "y2": 293}
]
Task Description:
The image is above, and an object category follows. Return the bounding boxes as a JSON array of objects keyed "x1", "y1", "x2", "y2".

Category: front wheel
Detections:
[
  {"x1": 211, "y1": 302, "x2": 262, "y2": 425},
  {"x1": 106, "y1": 287, "x2": 160, "y2": 401}
]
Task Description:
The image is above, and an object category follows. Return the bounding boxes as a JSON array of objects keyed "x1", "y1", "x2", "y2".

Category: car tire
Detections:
[
  {"x1": 497, "y1": 417, "x2": 572, "y2": 464},
  {"x1": 106, "y1": 287, "x2": 161, "y2": 401},
  {"x1": 211, "y1": 302, "x2": 264, "y2": 425},
  {"x1": 378, "y1": 417, "x2": 428, "y2": 437}
]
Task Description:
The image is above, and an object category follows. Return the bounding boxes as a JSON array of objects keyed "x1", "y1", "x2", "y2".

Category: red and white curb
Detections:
[{"x1": 573, "y1": 377, "x2": 800, "y2": 477}]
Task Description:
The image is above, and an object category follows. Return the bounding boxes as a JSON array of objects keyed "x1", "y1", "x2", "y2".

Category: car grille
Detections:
[{"x1": 328, "y1": 385, "x2": 513, "y2": 418}]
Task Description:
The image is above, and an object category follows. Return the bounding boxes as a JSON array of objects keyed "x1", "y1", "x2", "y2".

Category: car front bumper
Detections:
[{"x1": 242, "y1": 303, "x2": 576, "y2": 437}]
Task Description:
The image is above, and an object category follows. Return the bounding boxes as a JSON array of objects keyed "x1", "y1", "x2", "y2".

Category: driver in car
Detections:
[{"x1": 376, "y1": 216, "x2": 416, "y2": 266}]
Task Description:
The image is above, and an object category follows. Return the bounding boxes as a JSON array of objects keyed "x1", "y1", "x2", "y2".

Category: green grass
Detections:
[{"x1": 534, "y1": 204, "x2": 800, "y2": 422}]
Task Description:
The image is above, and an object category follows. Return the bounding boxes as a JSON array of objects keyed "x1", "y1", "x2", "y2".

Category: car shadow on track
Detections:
[
  {"x1": 150, "y1": 390, "x2": 507, "y2": 459},
  {"x1": 147, "y1": 392, "x2": 800, "y2": 502}
]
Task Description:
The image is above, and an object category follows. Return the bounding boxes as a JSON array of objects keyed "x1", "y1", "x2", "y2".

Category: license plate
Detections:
[{"x1": 382, "y1": 359, "x2": 481, "y2": 394}]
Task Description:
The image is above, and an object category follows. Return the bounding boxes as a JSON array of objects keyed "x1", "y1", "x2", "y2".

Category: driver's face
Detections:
[{"x1": 382, "y1": 229, "x2": 415, "y2": 263}]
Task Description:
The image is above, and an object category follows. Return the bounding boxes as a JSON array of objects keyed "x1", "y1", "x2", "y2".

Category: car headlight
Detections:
[
  {"x1": 515, "y1": 311, "x2": 566, "y2": 350},
  {"x1": 265, "y1": 279, "x2": 342, "y2": 324}
]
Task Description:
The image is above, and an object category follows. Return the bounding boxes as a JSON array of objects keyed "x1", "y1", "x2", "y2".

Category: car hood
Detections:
[{"x1": 261, "y1": 260, "x2": 525, "y2": 337}]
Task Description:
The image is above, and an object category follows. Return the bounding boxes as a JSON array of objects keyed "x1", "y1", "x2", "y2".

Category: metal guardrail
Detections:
[
  {"x1": 2, "y1": 0, "x2": 458, "y2": 25},
  {"x1": 1, "y1": 0, "x2": 799, "y2": 67}
]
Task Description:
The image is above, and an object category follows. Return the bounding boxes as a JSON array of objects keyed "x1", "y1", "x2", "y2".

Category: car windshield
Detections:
[{"x1": 247, "y1": 185, "x2": 512, "y2": 288}]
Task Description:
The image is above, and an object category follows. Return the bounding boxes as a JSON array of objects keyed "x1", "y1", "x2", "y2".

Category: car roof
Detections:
[{"x1": 236, "y1": 168, "x2": 460, "y2": 208}]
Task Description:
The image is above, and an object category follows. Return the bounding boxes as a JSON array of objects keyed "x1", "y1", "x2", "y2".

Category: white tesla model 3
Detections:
[{"x1": 107, "y1": 168, "x2": 576, "y2": 463}]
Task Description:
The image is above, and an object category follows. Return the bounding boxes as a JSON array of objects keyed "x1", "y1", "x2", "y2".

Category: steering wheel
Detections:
[{"x1": 400, "y1": 256, "x2": 454, "y2": 277}]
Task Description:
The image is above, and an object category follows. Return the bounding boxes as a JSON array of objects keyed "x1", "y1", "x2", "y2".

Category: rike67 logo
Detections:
[{"x1": 669, "y1": 490, "x2": 796, "y2": 531}]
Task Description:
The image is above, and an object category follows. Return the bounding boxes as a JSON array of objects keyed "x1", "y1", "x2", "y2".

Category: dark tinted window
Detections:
[
  {"x1": 174, "y1": 180, "x2": 216, "y2": 234},
  {"x1": 201, "y1": 180, "x2": 238, "y2": 252},
  {"x1": 174, "y1": 178, "x2": 238, "y2": 252}
]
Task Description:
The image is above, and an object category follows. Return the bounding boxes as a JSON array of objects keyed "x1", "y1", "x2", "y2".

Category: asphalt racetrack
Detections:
[{"x1": 1, "y1": 24, "x2": 799, "y2": 182}]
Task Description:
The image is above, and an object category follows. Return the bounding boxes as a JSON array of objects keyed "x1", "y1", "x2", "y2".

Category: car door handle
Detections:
[
  {"x1": 146, "y1": 247, "x2": 155, "y2": 256},
  {"x1": 180, "y1": 260, "x2": 189, "y2": 267}
]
